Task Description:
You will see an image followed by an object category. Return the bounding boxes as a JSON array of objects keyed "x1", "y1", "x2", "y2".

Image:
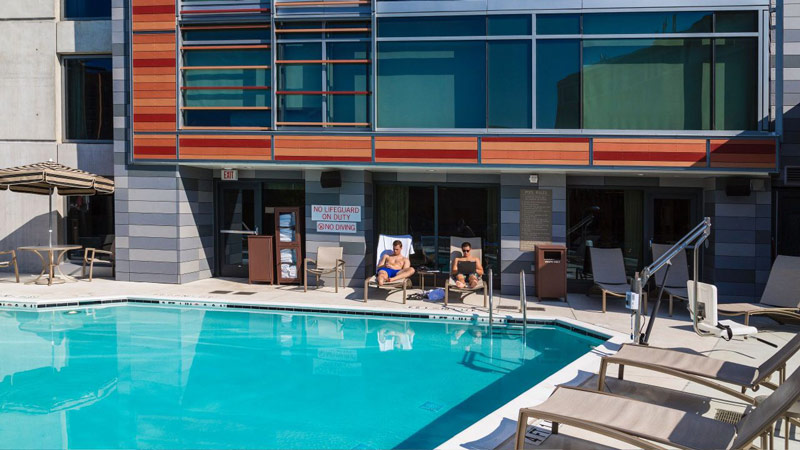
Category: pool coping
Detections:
[{"x1": 0, "y1": 294, "x2": 628, "y2": 449}]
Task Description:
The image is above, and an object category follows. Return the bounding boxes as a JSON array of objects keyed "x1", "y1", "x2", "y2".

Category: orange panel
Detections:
[
  {"x1": 480, "y1": 137, "x2": 589, "y2": 166},
  {"x1": 274, "y1": 136, "x2": 372, "y2": 162},
  {"x1": 133, "y1": 22, "x2": 175, "y2": 32},
  {"x1": 593, "y1": 138, "x2": 706, "y2": 167},
  {"x1": 709, "y1": 139, "x2": 776, "y2": 169},
  {"x1": 375, "y1": 136, "x2": 478, "y2": 163},
  {"x1": 133, "y1": 34, "x2": 176, "y2": 44},
  {"x1": 133, "y1": 133, "x2": 176, "y2": 160},
  {"x1": 133, "y1": 67, "x2": 177, "y2": 75},
  {"x1": 132, "y1": 0, "x2": 175, "y2": 6}
]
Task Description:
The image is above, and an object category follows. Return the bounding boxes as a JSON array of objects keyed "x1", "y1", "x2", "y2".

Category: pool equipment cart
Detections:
[{"x1": 632, "y1": 218, "x2": 712, "y2": 344}]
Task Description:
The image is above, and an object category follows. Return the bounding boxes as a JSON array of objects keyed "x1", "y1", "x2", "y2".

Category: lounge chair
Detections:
[
  {"x1": 597, "y1": 332, "x2": 800, "y2": 404},
  {"x1": 588, "y1": 248, "x2": 637, "y2": 313},
  {"x1": 444, "y1": 237, "x2": 487, "y2": 308},
  {"x1": 304, "y1": 246, "x2": 345, "y2": 293},
  {"x1": 82, "y1": 236, "x2": 115, "y2": 281},
  {"x1": 515, "y1": 366, "x2": 800, "y2": 450},
  {"x1": 651, "y1": 243, "x2": 690, "y2": 316},
  {"x1": 363, "y1": 234, "x2": 414, "y2": 304},
  {"x1": 0, "y1": 250, "x2": 19, "y2": 283},
  {"x1": 717, "y1": 255, "x2": 800, "y2": 326}
]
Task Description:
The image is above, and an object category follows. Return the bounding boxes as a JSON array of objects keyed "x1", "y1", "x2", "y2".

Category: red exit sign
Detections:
[{"x1": 221, "y1": 169, "x2": 238, "y2": 181}]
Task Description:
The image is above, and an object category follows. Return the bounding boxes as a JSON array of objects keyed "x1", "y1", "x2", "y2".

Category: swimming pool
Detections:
[{"x1": 0, "y1": 304, "x2": 604, "y2": 449}]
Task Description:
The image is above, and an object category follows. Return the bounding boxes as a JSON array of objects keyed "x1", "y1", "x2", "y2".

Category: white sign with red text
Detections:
[
  {"x1": 221, "y1": 169, "x2": 238, "y2": 181},
  {"x1": 316, "y1": 221, "x2": 357, "y2": 234},
  {"x1": 311, "y1": 205, "x2": 361, "y2": 222}
]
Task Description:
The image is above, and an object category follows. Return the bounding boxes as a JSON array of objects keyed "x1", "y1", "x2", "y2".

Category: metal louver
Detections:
[{"x1": 785, "y1": 166, "x2": 800, "y2": 186}]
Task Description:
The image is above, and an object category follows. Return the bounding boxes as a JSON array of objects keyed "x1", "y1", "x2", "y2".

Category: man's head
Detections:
[
  {"x1": 392, "y1": 240, "x2": 403, "y2": 255},
  {"x1": 461, "y1": 242, "x2": 472, "y2": 255}
]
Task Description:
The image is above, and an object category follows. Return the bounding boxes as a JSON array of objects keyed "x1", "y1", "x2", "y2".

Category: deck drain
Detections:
[
  {"x1": 233, "y1": 291, "x2": 256, "y2": 296},
  {"x1": 419, "y1": 401, "x2": 444, "y2": 412},
  {"x1": 714, "y1": 408, "x2": 744, "y2": 424},
  {"x1": 209, "y1": 290, "x2": 233, "y2": 294},
  {"x1": 525, "y1": 420, "x2": 553, "y2": 446}
]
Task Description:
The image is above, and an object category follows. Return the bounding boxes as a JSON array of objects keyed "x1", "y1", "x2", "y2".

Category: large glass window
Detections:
[
  {"x1": 181, "y1": 25, "x2": 271, "y2": 129},
  {"x1": 582, "y1": 39, "x2": 712, "y2": 130},
  {"x1": 64, "y1": 57, "x2": 113, "y2": 141},
  {"x1": 488, "y1": 41, "x2": 531, "y2": 128},
  {"x1": 582, "y1": 12, "x2": 712, "y2": 34},
  {"x1": 377, "y1": 41, "x2": 486, "y2": 128},
  {"x1": 536, "y1": 40, "x2": 580, "y2": 129},
  {"x1": 64, "y1": 0, "x2": 111, "y2": 19},
  {"x1": 66, "y1": 194, "x2": 115, "y2": 261},
  {"x1": 715, "y1": 38, "x2": 758, "y2": 130}
]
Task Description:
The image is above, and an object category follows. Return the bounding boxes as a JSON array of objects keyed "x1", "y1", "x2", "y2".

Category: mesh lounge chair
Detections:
[
  {"x1": 651, "y1": 243, "x2": 690, "y2": 316},
  {"x1": 363, "y1": 234, "x2": 414, "y2": 304},
  {"x1": 515, "y1": 366, "x2": 800, "y2": 450},
  {"x1": 0, "y1": 250, "x2": 19, "y2": 283},
  {"x1": 589, "y1": 248, "x2": 632, "y2": 313},
  {"x1": 445, "y1": 237, "x2": 488, "y2": 308},
  {"x1": 304, "y1": 246, "x2": 345, "y2": 293},
  {"x1": 82, "y1": 236, "x2": 115, "y2": 281},
  {"x1": 597, "y1": 332, "x2": 800, "y2": 405},
  {"x1": 717, "y1": 255, "x2": 800, "y2": 326}
]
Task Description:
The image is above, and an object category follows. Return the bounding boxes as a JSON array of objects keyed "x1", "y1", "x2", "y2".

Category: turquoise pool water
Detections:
[{"x1": 0, "y1": 305, "x2": 602, "y2": 449}]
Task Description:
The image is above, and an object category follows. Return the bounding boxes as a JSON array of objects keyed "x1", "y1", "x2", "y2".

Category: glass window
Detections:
[
  {"x1": 64, "y1": 57, "x2": 113, "y2": 140},
  {"x1": 488, "y1": 41, "x2": 531, "y2": 128},
  {"x1": 184, "y1": 110, "x2": 271, "y2": 127},
  {"x1": 488, "y1": 15, "x2": 532, "y2": 36},
  {"x1": 716, "y1": 11, "x2": 759, "y2": 32},
  {"x1": 183, "y1": 28, "x2": 269, "y2": 42},
  {"x1": 64, "y1": 0, "x2": 111, "y2": 19},
  {"x1": 582, "y1": 39, "x2": 712, "y2": 130},
  {"x1": 184, "y1": 49, "x2": 269, "y2": 67},
  {"x1": 377, "y1": 41, "x2": 486, "y2": 128},
  {"x1": 583, "y1": 12, "x2": 712, "y2": 35},
  {"x1": 183, "y1": 68, "x2": 270, "y2": 89},
  {"x1": 378, "y1": 16, "x2": 485, "y2": 37},
  {"x1": 715, "y1": 38, "x2": 758, "y2": 130},
  {"x1": 66, "y1": 194, "x2": 114, "y2": 261},
  {"x1": 536, "y1": 40, "x2": 580, "y2": 129},
  {"x1": 278, "y1": 43, "x2": 323, "y2": 123},
  {"x1": 327, "y1": 43, "x2": 370, "y2": 124},
  {"x1": 536, "y1": 14, "x2": 580, "y2": 35}
]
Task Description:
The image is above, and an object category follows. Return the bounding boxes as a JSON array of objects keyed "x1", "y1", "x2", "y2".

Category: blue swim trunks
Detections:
[{"x1": 377, "y1": 267, "x2": 400, "y2": 278}]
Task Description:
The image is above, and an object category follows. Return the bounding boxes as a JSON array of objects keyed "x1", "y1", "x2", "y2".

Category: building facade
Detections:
[{"x1": 1, "y1": 0, "x2": 791, "y2": 302}]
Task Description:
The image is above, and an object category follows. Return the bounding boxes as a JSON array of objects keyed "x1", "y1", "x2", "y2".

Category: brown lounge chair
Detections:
[
  {"x1": 651, "y1": 243, "x2": 690, "y2": 316},
  {"x1": 444, "y1": 237, "x2": 488, "y2": 308},
  {"x1": 304, "y1": 246, "x2": 345, "y2": 293},
  {"x1": 515, "y1": 366, "x2": 800, "y2": 450},
  {"x1": 0, "y1": 250, "x2": 19, "y2": 283},
  {"x1": 717, "y1": 255, "x2": 800, "y2": 326},
  {"x1": 597, "y1": 333, "x2": 800, "y2": 404}
]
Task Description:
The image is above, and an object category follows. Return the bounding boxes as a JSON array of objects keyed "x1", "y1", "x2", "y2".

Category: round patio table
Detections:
[{"x1": 18, "y1": 245, "x2": 82, "y2": 286}]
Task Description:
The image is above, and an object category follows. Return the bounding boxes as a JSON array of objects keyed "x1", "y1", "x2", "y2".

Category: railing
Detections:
[
  {"x1": 520, "y1": 270, "x2": 527, "y2": 336},
  {"x1": 633, "y1": 217, "x2": 712, "y2": 344}
]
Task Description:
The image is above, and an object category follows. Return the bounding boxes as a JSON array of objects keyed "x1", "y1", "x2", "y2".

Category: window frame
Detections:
[
  {"x1": 62, "y1": 0, "x2": 112, "y2": 21},
  {"x1": 62, "y1": 54, "x2": 114, "y2": 143}
]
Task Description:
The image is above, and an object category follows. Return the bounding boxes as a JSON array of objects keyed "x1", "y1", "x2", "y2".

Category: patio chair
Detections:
[
  {"x1": 514, "y1": 366, "x2": 800, "y2": 450},
  {"x1": 717, "y1": 255, "x2": 800, "y2": 326},
  {"x1": 650, "y1": 243, "x2": 690, "y2": 316},
  {"x1": 588, "y1": 248, "x2": 635, "y2": 313},
  {"x1": 82, "y1": 236, "x2": 115, "y2": 281},
  {"x1": 444, "y1": 237, "x2": 487, "y2": 308},
  {"x1": 363, "y1": 234, "x2": 414, "y2": 304},
  {"x1": 0, "y1": 250, "x2": 19, "y2": 283},
  {"x1": 597, "y1": 332, "x2": 800, "y2": 405},
  {"x1": 304, "y1": 246, "x2": 345, "y2": 293}
]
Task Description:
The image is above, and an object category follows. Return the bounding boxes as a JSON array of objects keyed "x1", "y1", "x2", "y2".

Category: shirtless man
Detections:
[
  {"x1": 452, "y1": 241, "x2": 484, "y2": 288},
  {"x1": 376, "y1": 240, "x2": 415, "y2": 286}
]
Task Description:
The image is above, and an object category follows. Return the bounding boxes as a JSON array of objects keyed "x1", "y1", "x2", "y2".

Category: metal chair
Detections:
[
  {"x1": 0, "y1": 250, "x2": 19, "y2": 283},
  {"x1": 82, "y1": 236, "x2": 115, "y2": 281},
  {"x1": 304, "y1": 246, "x2": 345, "y2": 293}
]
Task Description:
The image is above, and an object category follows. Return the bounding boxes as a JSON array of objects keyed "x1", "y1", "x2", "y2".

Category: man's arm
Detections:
[
  {"x1": 451, "y1": 257, "x2": 460, "y2": 275},
  {"x1": 403, "y1": 256, "x2": 411, "y2": 270},
  {"x1": 378, "y1": 254, "x2": 388, "y2": 268},
  {"x1": 475, "y1": 258, "x2": 484, "y2": 276}
]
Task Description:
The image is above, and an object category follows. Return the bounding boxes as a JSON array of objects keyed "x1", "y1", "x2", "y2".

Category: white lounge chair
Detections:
[
  {"x1": 717, "y1": 255, "x2": 800, "y2": 326},
  {"x1": 363, "y1": 234, "x2": 414, "y2": 303},
  {"x1": 444, "y1": 236, "x2": 487, "y2": 308}
]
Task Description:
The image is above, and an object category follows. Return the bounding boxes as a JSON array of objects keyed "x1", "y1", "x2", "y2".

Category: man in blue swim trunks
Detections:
[{"x1": 376, "y1": 240, "x2": 415, "y2": 286}]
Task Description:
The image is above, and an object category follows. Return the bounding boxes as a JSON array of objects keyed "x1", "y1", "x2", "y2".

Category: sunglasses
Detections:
[{"x1": 462, "y1": 248, "x2": 470, "y2": 252}]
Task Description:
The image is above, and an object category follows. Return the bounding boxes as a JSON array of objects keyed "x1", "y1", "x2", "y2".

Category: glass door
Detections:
[
  {"x1": 217, "y1": 182, "x2": 262, "y2": 278},
  {"x1": 644, "y1": 191, "x2": 699, "y2": 265}
]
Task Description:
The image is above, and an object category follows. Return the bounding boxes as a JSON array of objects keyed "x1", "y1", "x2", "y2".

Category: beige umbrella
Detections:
[{"x1": 0, "y1": 160, "x2": 114, "y2": 247}]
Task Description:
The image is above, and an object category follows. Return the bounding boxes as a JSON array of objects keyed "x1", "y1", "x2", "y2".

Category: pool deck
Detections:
[{"x1": 0, "y1": 270, "x2": 798, "y2": 450}]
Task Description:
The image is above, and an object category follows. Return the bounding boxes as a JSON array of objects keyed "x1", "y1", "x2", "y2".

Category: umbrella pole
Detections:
[{"x1": 49, "y1": 188, "x2": 53, "y2": 248}]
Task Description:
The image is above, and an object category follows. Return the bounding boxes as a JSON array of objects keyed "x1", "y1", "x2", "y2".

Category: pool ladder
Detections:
[{"x1": 487, "y1": 270, "x2": 527, "y2": 343}]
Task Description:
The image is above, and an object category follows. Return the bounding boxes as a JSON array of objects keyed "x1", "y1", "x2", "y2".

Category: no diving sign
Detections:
[{"x1": 317, "y1": 222, "x2": 357, "y2": 234}]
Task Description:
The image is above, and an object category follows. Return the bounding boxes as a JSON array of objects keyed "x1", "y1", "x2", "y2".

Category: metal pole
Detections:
[
  {"x1": 488, "y1": 268, "x2": 493, "y2": 328},
  {"x1": 49, "y1": 188, "x2": 53, "y2": 248},
  {"x1": 632, "y1": 272, "x2": 642, "y2": 343}
]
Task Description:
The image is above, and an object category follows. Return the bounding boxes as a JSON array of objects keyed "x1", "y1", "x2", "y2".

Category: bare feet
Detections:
[{"x1": 468, "y1": 275, "x2": 479, "y2": 288}]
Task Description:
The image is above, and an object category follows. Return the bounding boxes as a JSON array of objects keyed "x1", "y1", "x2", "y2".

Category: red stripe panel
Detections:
[
  {"x1": 276, "y1": 156, "x2": 372, "y2": 162},
  {"x1": 134, "y1": 146, "x2": 176, "y2": 156},
  {"x1": 594, "y1": 151, "x2": 706, "y2": 162},
  {"x1": 376, "y1": 149, "x2": 477, "y2": 159},
  {"x1": 181, "y1": 8, "x2": 269, "y2": 14},
  {"x1": 481, "y1": 137, "x2": 589, "y2": 143},
  {"x1": 710, "y1": 141, "x2": 775, "y2": 155},
  {"x1": 133, "y1": 59, "x2": 176, "y2": 68},
  {"x1": 132, "y1": 5, "x2": 175, "y2": 14},
  {"x1": 180, "y1": 138, "x2": 270, "y2": 148},
  {"x1": 135, "y1": 114, "x2": 176, "y2": 122},
  {"x1": 181, "y1": 86, "x2": 270, "y2": 91},
  {"x1": 276, "y1": 91, "x2": 371, "y2": 95}
]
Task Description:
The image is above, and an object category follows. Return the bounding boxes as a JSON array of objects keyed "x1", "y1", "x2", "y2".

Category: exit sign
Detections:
[{"x1": 221, "y1": 169, "x2": 238, "y2": 181}]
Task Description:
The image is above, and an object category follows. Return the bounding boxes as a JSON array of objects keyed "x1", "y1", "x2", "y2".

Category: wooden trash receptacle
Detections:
[
  {"x1": 535, "y1": 244, "x2": 567, "y2": 301},
  {"x1": 248, "y1": 235, "x2": 274, "y2": 284}
]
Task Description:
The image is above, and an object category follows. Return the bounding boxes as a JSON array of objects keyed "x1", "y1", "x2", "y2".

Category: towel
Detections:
[
  {"x1": 279, "y1": 227, "x2": 294, "y2": 242},
  {"x1": 375, "y1": 234, "x2": 415, "y2": 269},
  {"x1": 279, "y1": 213, "x2": 294, "y2": 227},
  {"x1": 281, "y1": 263, "x2": 297, "y2": 279},
  {"x1": 280, "y1": 249, "x2": 295, "y2": 263}
]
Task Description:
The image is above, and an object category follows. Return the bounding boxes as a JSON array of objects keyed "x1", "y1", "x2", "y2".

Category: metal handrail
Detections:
[
  {"x1": 488, "y1": 268, "x2": 494, "y2": 325},
  {"x1": 520, "y1": 270, "x2": 527, "y2": 330},
  {"x1": 633, "y1": 217, "x2": 712, "y2": 343}
]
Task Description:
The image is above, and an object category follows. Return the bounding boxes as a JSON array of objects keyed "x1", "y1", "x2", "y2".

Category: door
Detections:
[
  {"x1": 217, "y1": 182, "x2": 261, "y2": 278},
  {"x1": 644, "y1": 191, "x2": 699, "y2": 261}
]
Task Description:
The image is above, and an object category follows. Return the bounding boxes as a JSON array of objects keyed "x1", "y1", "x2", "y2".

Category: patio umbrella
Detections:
[{"x1": 0, "y1": 160, "x2": 114, "y2": 247}]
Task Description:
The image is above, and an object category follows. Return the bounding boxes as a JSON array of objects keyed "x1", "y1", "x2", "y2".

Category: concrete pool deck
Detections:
[{"x1": 0, "y1": 271, "x2": 798, "y2": 449}]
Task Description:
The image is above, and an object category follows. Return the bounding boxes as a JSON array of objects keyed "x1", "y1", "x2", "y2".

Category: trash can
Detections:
[{"x1": 535, "y1": 244, "x2": 567, "y2": 301}]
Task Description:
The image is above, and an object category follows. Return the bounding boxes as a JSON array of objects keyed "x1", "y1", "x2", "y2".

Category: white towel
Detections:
[
  {"x1": 375, "y1": 234, "x2": 415, "y2": 269},
  {"x1": 280, "y1": 249, "x2": 295, "y2": 263},
  {"x1": 279, "y1": 228, "x2": 294, "y2": 242},
  {"x1": 281, "y1": 263, "x2": 297, "y2": 279},
  {"x1": 279, "y1": 213, "x2": 294, "y2": 227}
]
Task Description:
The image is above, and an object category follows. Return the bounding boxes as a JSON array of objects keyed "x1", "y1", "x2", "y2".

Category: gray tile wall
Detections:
[
  {"x1": 784, "y1": 0, "x2": 800, "y2": 169},
  {"x1": 304, "y1": 170, "x2": 373, "y2": 289},
  {"x1": 703, "y1": 178, "x2": 772, "y2": 302}
]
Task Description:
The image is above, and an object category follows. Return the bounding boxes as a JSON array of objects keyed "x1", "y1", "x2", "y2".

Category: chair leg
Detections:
[
  {"x1": 13, "y1": 256, "x2": 19, "y2": 283},
  {"x1": 304, "y1": 271, "x2": 308, "y2": 292},
  {"x1": 402, "y1": 280, "x2": 407, "y2": 304},
  {"x1": 363, "y1": 279, "x2": 369, "y2": 303},
  {"x1": 89, "y1": 261, "x2": 95, "y2": 281},
  {"x1": 445, "y1": 284, "x2": 449, "y2": 306},
  {"x1": 669, "y1": 295, "x2": 673, "y2": 316},
  {"x1": 334, "y1": 269, "x2": 339, "y2": 294},
  {"x1": 602, "y1": 291, "x2": 607, "y2": 313},
  {"x1": 483, "y1": 285, "x2": 487, "y2": 308},
  {"x1": 515, "y1": 410, "x2": 528, "y2": 450}
]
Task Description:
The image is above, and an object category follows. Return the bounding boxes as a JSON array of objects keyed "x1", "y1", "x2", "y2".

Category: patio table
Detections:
[{"x1": 18, "y1": 245, "x2": 82, "y2": 286}]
